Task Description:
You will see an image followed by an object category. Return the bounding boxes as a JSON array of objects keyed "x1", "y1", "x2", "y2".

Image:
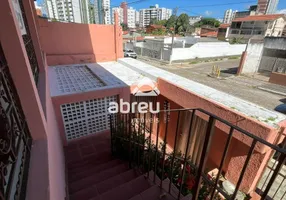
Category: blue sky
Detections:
[{"x1": 37, "y1": 0, "x2": 286, "y2": 19}]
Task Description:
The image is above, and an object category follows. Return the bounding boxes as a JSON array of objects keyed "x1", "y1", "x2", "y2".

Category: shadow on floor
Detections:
[{"x1": 220, "y1": 67, "x2": 238, "y2": 75}]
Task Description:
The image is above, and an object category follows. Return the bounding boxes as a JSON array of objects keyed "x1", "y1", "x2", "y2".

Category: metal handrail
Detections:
[{"x1": 109, "y1": 108, "x2": 286, "y2": 200}]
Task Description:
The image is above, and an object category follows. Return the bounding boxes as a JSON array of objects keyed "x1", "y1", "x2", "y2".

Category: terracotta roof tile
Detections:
[
  {"x1": 233, "y1": 14, "x2": 285, "y2": 22},
  {"x1": 219, "y1": 24, "x2": 230, "y2": 28}
]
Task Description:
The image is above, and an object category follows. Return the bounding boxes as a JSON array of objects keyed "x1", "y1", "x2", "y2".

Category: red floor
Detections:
[{"x1": 65, "y1": 131, "x2": 188, "y2": 200}]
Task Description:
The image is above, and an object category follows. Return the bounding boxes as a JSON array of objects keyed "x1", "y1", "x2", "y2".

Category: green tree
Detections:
[
  {"x1": 194, "y1": 18, "x2": 221, "y2": 28},
  {"x1": 156, "y1": 19, "x2": 167, "y2": 26},
  {"x1": 152, "y1": 28, "x2": 166, "y2": 35},
  {"x1": 175, "y1": 13, "x2": 190, "y2": 35},
  {"x1": 150, "y1": 18, "x2": 158, "y2": 25},
  {"x1": 165, "y1": 15, "x2": 177, "y2": 30},
  {"x1": 121, "y1": 23, "x2": 128, "y2": 31}
]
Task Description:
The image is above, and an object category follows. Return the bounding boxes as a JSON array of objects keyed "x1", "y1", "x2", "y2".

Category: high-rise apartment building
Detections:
[
  {"x1": 94, "y1": 0, "x2": 111, "y2": 24},
  {"x1": 112, "y1": 4, "x2": 137, "y2": 28},
  {"x1": 112, "y1": 7, "x2": 124, "y2": 24},
  {"x1": 135, "y1": 11, "x2": 140, "y2": 26},
  {"x1": 139, "y1": 4, "x2": 172, "y2": 27},
  {"x1": 257, "y1": 0, "x2": 279, "y2": 14},
  {"x1": 223, "y1": 9, "x2": 237, "y2": 24},
  {"x1": 45, "y1": 0, "x2": 90, "y2": 23},
  {"x1": 120, "y1": 2, "x2": 128, "y2": 25},
  {"x1": 127, "y1": 7, "x2": 136, "y2": 28}
]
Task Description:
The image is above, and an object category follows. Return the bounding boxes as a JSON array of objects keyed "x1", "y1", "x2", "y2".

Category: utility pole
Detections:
[{"x1": 169, "y1": 7, "x2": 178, "y2": 64}]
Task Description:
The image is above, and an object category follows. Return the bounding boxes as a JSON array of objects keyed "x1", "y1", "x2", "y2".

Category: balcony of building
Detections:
[{"x1": 0, "y1": 1, "x2": 286, "y2": 200}]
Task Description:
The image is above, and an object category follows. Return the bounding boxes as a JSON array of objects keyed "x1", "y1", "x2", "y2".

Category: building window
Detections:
[
  {"x1": 241, "y1": 30, "x2": 252, "y2": 35},
  {"x1": 231, "y1": 30, "x2": 239, "y2": 34},
  {"x1": 250, "y1": 21, "x2": 254, "y2": 24}
]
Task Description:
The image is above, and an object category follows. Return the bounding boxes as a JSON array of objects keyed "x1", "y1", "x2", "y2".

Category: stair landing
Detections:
[{"x1": 65, "y1": 132, "x2": 178, "y2": 200}]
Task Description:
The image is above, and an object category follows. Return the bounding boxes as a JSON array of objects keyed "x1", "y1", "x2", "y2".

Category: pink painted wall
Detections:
[
  {"x1": 37, "y1": 17, "x2": 123, "y2": 65},
  {"x1": 269, "y1": 72, "x2": 286, "y2": 86},
  {"x1": 157, "y1": 78, "x2": 286, "y2": 194},
  {"x1": 157, "y1": 78, "x2": 282, "y2": 153},
  {"x1": 44, "y1": 56, "x2": 67, "y2": 200}
]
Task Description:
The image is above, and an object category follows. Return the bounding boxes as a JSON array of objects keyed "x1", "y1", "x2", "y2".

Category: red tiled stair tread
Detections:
[
  {"x1": 96, "y1": 169, "x2": 138, "y2": 194},
  {"x1": 139, "y1": 185, "x2": 176, "y2": 200},
  {"x1": 99, "y1": 182, "x2": 134, "y2": 200},
  {"x1": 98, "y1": 175, "x2": 152, "y2": 200},
  {"x1": 69, "y1": 163, "x2": 129, "y2": 194},
  {"x1": 68, "y1": 157, "x2": 113, "y2": 175},
  {"x1": 69, "y1": 185, "x2": 99, "y2": 200},
  {"x1": 69, "y1": 159, "x2": 124, "y2": 182},
  {"x1": 126, "y1": 175, "x2": 151, "y2": 196},
  {"x1": 68, "y1": 151, "x2": 112, "y2": 170},
  {"x1": 128, "y1": 194, "x2": 143, "y2": 200}
]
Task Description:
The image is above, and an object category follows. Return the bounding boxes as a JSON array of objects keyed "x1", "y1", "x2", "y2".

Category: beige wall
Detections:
[{"x1": 266, "y1": 18, "x2": 285, "y2": 37}]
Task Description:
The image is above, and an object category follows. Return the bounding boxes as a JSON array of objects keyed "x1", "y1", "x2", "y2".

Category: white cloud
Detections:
[
  {"x1": 205, "y1": 10, "x2": 213, "y2": 16},
  {"x1": 277, "y1": 9, "x2": 286, "y2": 14}
]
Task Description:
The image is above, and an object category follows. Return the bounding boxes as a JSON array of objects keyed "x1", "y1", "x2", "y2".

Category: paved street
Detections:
[{"x1": 138, "y1": 57, "x2": 286, "y2": 111}]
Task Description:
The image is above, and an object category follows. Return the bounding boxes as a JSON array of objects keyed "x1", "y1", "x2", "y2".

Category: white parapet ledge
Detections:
[
  {"x1": 118, "y1": 58, "x2": 286, "y2": 128},
  {"x1": 48, "y1": 62, "x2": 145, "y2": 97}
]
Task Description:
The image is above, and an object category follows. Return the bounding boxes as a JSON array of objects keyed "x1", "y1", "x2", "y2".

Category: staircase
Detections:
[{"x1": 65, "y1": 132, "x2": 184, "y2": 200}]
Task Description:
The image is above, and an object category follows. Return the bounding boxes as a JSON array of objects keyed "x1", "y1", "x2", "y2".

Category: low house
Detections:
[
  {"x1": 217, "y1": 23, "x2": 230, "y2": 40},
  {"x1": 238, "y1": 36, "x2": 286, "y2": 86},
  {"x1": 200, "y1": 26, "x2": 218, "y2": 37},
  {"x1": 146, "y1": 24, "x2": 166, "y2": 34},
  {"x1": 229, "y1": 14, "x2": 286, "y2": 42}
]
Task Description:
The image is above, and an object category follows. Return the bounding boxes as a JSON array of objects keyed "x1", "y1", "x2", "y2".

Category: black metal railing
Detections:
[
  {"x1": 19, "y1": 0, "x2": 40, "y2": 84},
  {"x1": 0, "y1": 43, "x2": 32, "y2": 199},
  {"x1": 109, "y1": 108, "x2": 286, "y2": 200}
]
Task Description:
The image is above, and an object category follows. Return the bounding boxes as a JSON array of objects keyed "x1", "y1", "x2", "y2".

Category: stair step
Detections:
[
  {"x1": 69, "y1": 163, "x2": 129, "y2": 194},
  {"x1": 69, "y1": 159, "x2": 123, "y2": 182},
  {"x1": 96, "y1": 169, "x2": 138, "y2": 194},
  {"x1": 67, "y1": 150, "x2": 112, "y2": 170},
  {"x1": 99, "y1": 175, "x2": 152, "y2": 200},
  {"x1": 131, "y1": 185, "x2": 176, "y2": 200},
  {"x1": 147, "y1": 172, "x2": 193, "y2": 200},
  {"x1": 69, "y1": 185, "x2": 99, "y2": 200}
]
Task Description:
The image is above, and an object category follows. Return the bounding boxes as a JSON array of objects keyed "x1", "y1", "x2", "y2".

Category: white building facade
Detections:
[
  {"x1": 135, "y1": 11, "x2": 140, "y2": 26},
  {"x1": 112, "y1": 6, "x2": 137, "y2": 28},
  {"x1": 94, "y1": 0, "x2": 111, "y2": 24},
  {"x1": 223, "y1": 9, "x2": 237, "y2": 24},
  {"x1": 127, "y1": 7, "x2": 136, "y2": 28},
  {"x1": 139, "y1": 5, "x2": 172, "y2": 27},
  {"x1": 112, "y1": 7, "x2": 124, "y2": 24},
  {"x1": 45, "y1": 0, "x2": 90, "y2": 23},
  {"x1": 189, "y1": 16, "x2": 202, "y2": 25}
]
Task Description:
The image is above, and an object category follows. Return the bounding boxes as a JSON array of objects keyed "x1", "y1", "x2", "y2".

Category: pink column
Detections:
[
  {"x1": 23, "y1": 0, "x2": 46, "y2": 73},
  {"x1": 0, "y1": 1, "x2": 51, "y2": 200},
  {"x1": 114, "y1": 12, "x2": 124, "y2": 60},
  {"x1": 0, "y1": 0, "x2": 48, "y2": 140}
]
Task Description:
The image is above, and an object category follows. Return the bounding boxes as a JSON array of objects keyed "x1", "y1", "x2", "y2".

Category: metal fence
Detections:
[
  {"x1": 110, "y1": 108, "x2": 286, "y2": 200},
  {"x1": 258, "y1": 56, "x2": 286, "y2": 74}
]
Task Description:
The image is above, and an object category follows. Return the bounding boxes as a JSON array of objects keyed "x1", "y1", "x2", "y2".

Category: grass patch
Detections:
[
  {"x1": 228, "y1": 56, "x2": 240, "y2": 60},
  {"x1": 267, "y1": 117, "x2": 276, "y2": 121},
  {"x1": 189, "y1": 61, "x2": 199, "y2": 64}
]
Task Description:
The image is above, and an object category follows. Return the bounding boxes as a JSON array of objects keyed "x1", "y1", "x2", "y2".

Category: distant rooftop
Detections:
[{"x1": 233, "y1": 14, "x2": 285, "y2": 22}]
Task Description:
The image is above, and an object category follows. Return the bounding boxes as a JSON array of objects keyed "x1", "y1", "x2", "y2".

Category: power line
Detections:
[
  {"x1": 180, "y1": 1, "x2": 257, "y2": 9},
  {"x1": 110, "y1": 0, "x2": 148, "y2": 9}
]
